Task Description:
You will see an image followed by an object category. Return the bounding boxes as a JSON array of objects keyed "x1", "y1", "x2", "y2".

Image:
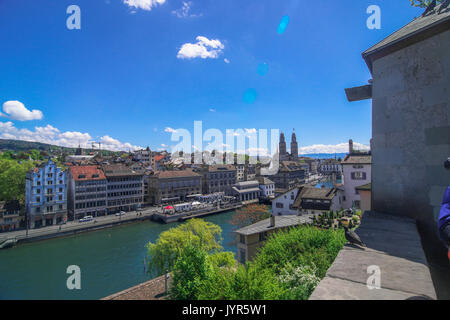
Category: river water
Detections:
[{"x1": 0, "y1": 210, "x2": 238, "y2": 300}]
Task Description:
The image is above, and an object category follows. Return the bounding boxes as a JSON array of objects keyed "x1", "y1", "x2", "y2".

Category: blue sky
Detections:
[{"x1": 0, "y1": 0, "x2": 425, "y2": 154}]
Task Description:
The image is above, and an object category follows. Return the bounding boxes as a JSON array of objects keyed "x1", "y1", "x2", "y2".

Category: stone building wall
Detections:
[{"x1": 371, "y1": 30, "x2": 450, "y2": 241}]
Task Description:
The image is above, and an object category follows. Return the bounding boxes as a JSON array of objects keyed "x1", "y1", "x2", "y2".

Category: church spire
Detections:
[
  {"x1": 290, "y1": 130, "x2": 298, "y2": 159},
  {"x1": 279, "y1": 132, "x2": 287, "y2": 156}
]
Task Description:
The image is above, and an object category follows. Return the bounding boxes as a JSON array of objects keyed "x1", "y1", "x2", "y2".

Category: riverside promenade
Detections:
[
  {"x1": 0, "y1": 202, "x2": 244, "y2": 247},
  {"x1": 152, "y1": 202, "x2": 243, "y2": 224},
  {"x1": 0, "y1": 207, "x2": 161, "y2": 247}
]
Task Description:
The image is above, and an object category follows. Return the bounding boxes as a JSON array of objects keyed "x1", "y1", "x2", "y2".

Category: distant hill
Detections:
[
  {"x1": 0, "y1": 139, "x2": 120, "y2": 156},
  {"x1": 300, "y1": 153, "x2": 347, "y2": 160}
]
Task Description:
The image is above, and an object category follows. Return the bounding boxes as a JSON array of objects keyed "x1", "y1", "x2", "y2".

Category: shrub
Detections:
[
  {"x1": 277, "y1": 263, "x2": 321, "y2": 300},
  {"x1": 253, "y1": 226, "x2": 346, "y2": 278}
]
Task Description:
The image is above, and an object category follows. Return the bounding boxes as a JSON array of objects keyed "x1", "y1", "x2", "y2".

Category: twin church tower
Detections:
[{"x1": 279, "y1": 131, "x2": 298, "y2": 161}]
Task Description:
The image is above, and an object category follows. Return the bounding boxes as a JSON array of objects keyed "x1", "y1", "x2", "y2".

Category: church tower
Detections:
[
  {"x1": 75, "y1": 144, "x2": 83, "y2": 156},
  {"x1": 291, "y1": 131, "x2": 298, "y2": 160},
  {"x1": 279, "y1": 133, "x2": 287, "y2": 156}
]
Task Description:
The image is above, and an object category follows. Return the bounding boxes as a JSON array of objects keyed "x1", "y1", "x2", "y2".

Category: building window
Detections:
[
  {"x1": 276, "y1": 202, "x2": 283, "y2": 209},
  {"x1": 240, "y1": 234, "x2": 245, "y2": 244},
  {"x1": 351, "y1": 172, "x2": 366, "y2": 180},
  {"x1": 259, "y1": 232, "x2": 268, "y2": 242},
  {"x1": 353, "y1": 201, "x2": 361, "y2": 209},
  {"x1": 355, "y1": 189, "x2": 360, "y2": 195}
]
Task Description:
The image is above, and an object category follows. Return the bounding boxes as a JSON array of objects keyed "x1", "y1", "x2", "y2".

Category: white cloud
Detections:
[
  {"x1": 209, "y1": 108, "x2": 216, "y2": 112},
  {"x1": 177, "y1": 36, "x2": 224, "y2": 59},
  {"x1": 0, "y1": 121, "x2": 143, "y2": 152},
  {"x1": 123, "y1": 0, "x2": 166, "y2": 11},
  {"x1": 164, "y1": 127, "x2": 177, "y2": 133},
  {"x1": 172, "y1": 1, "x2": 202, "y2": 18},
  {"x1": 299, "y1": 142, "x2": 370, "y2": 155},
  {"x1": 161, "y1": 143, "x2": 168, "y2": 147},
  {"x1": 224, "y1": 58, "x2": 230, "y2": 64},
  {"x1": 1, "y1": 101, "x2": 43, "y2": 121}
]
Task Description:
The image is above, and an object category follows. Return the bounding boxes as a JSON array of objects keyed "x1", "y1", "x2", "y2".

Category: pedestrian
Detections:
[{"x1": 438, "y1": 186, "x2": 450, "y2": 260}]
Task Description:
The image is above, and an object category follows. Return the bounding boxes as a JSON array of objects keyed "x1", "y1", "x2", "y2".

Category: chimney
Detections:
[
  {"x1": 269, "y1": 214, "x2": 275, "y2": 228},
  {"x1": 349, "y1": 139, "x2": 354, "y2": 154}
]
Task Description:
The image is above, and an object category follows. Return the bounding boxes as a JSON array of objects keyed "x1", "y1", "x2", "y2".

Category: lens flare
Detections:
[
  {"x1": 243, "y1": 88, "x2": 258, "y2": 104},
  {"x1": 257, "y1": 62, "x2": 269, "y2": 76},
  {"x1": 277, "y1": 15, "x2": 290, "y2": 34}
]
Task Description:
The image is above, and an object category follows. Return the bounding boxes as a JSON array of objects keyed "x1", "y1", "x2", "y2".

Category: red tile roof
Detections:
[
  {"x1": 69, "y1": 166, "x2": 106, "y2": 181},
  {"x1": 154, "y1": 155, "x2": 165, "y2": 162}
]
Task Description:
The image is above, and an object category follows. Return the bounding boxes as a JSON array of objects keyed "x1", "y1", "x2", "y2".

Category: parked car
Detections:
[
  {"x1": 115, "y1": 211, "x2": 126, "y2": 217},
  {"x1": 79, "y1": 215, "x2": 94, "y2": 223}
]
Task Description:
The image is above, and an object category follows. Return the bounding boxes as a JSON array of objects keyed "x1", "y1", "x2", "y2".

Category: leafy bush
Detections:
[
  {"x1": 253, "y1": 226, "x2": 345, "y2": 278},
  {"x1": 167, "y1": 224, "x2": 346, "y2": 300},
  {"x1": 277, "y1": 263, "x2": 321, "y2": 300}
]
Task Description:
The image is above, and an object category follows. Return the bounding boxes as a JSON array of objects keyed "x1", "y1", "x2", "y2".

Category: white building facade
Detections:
[{"x1": 341, "y1": 154, "x2": 372, "y2": 210}]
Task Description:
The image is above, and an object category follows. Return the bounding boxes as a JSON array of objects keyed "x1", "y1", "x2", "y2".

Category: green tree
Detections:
[
  {"x1": 170, "y1": 244, "x2": 212, "y2": 300},
  {"x1": 207, "y1": 251, "x2": 235, "y2": 268},
  {"x1": 410, "y1": 0, "x2": 442, "y2": 8},
  {"x1": 145, "y1": 219, "x2": 223, "y2": 276},
  {"x1": 0, "y1": 158, "x2": 35, "y2": 205}
]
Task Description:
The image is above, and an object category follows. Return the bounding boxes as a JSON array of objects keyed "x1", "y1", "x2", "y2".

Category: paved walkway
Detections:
[
  {"x1": 0, "y1": 207, "x2": 160, "y2": 243},
  {"x1": 310, "y1": 211, "x2": 437, "y2": 300}
]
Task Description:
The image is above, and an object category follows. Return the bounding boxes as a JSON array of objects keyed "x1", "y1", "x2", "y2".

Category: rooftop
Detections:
[
  {"x1": 256, "y1": 176, "x2": 275, "y2": 185},
  {"x1": 292, "y1": 187, "x2": 338, "y2": 210},
  {"x1": 207, "y1": 164, "x2": 236, "y2": 172},
  {"x1": 235, "y1": 180, "x2": 259, "y2": 187},
  {"x1": 279, "y1": 161, "x2": 305, "y2": 172},
  {"x1": 153, "y1": 169, "x2": 201, "y2": 179},
  {"x1": 235, "y1": 214, "x2": 313, "y2": 236},
  {"x1": 341, "y1": 154, "x2": 372, "y2": 165},
  {"x1": 363, "y1": 2, "x2": 450, "y2": 72},
  {"x1": 101, "y1": 164, "x2": 143, "y2": 177},
  {"x1": 356, "y1": 183, "x2": 372, "y2": 191},
  {"x1": 232, "y1": 186, "x2": 261, "y2": 194},
  {"x1": 69, "y1": 166, "x2": 106, "y2": 181},
  {"x1": 101, "y1": 275, "x2": 167, "y2": 300},
  {"x1": 0, "y1": 200, "x2": 20, "y2": 212}
]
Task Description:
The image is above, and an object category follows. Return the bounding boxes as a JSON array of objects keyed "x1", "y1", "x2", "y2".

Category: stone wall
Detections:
[{"x1": 371, "y1": 30, "x2": 450, "y2": 243}]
